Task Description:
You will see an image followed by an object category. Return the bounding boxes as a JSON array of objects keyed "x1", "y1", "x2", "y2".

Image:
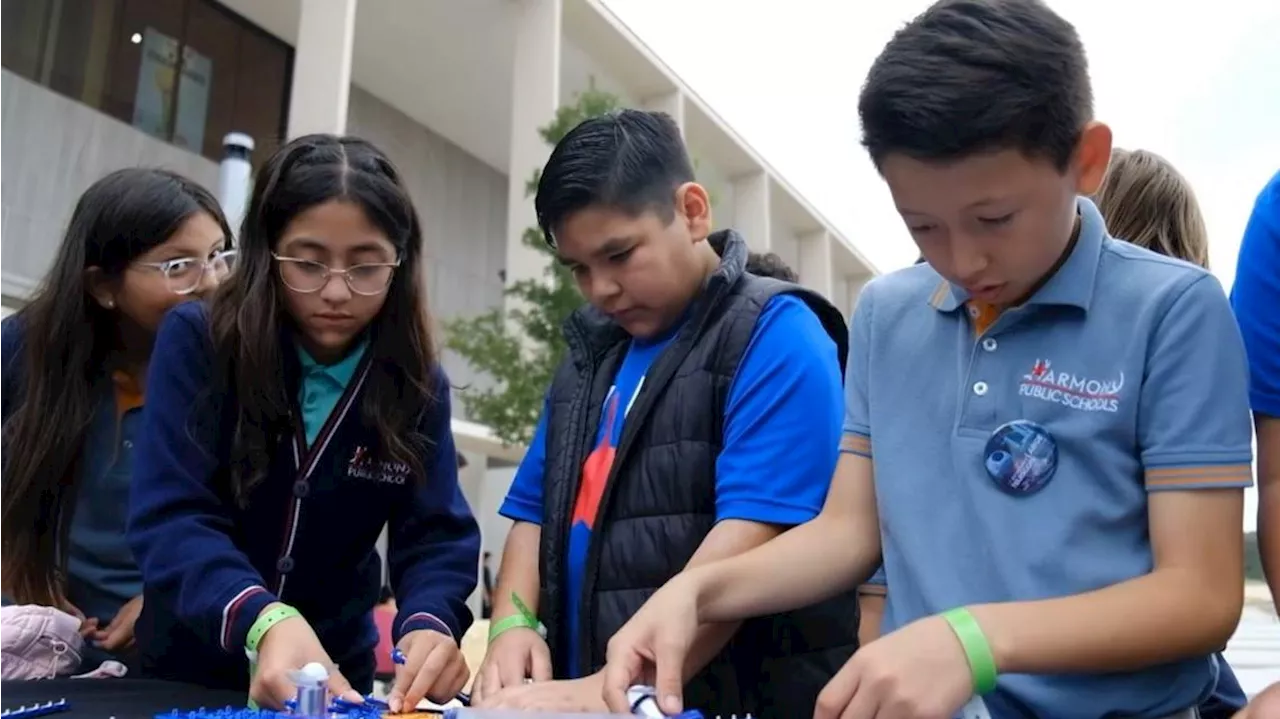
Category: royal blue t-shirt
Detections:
[
  {"x1": 500, "y1": 294, "x2": 844, "y2": 677},
  {"x1": 1232, "y1": 169, "x2": 1280, "y2": 418},
  {"x1": 1218, "y1": 170, "x2": 1280, "y2": 716}
]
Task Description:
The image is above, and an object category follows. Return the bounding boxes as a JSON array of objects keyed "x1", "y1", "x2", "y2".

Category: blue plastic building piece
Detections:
[
  {"x1": 154, "y1": 709, "x2": 290, "y2": 719},
  {"x1": 0, "y1": 699, "x2": 70, "y2": 719}
]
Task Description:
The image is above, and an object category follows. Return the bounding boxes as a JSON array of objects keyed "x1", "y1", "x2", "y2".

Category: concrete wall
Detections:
[
  {"x1": 346, "y1": 85, "x2": 510, "y2": 400},
  {"x1": 0, "y1": 75, "x2": 511, "y2": 409},
  {"x1": 769, "y1": 222, "x2": 801, "y2": 273},
  {"x1": 1, "y1": 70, "x2": 220, "y2": 302}
]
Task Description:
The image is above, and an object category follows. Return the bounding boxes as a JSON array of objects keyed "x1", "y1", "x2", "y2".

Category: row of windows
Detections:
[{"x1": 2, "y1": 0, "x2": 292, "y2": 167}]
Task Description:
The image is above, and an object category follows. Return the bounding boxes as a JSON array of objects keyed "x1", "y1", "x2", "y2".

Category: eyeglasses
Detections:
[
  {"x1": 134, "y1": 250, "x2": 238, "y2": 295},
  {"x1": 271, "y1": 253, "x2": 400, "y2": 296}
]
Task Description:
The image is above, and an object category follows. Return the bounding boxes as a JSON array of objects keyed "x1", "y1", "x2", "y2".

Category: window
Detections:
[
  {"x1": 1, "y1": 0, "x2": 53, "y2": 80},
  {"x1": 2, "y1": 0, "x2": 291, "y2": 167}
]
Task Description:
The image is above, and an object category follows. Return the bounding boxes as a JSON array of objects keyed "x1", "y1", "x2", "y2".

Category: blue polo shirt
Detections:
[
  {"x1": 843, "y1": 197, "x2": 1254, "y2": 718},
  {"x1": 501, "y1": 294, "x2": 844, "y2": 677},
  {"x1": 296, "y1": 340, "x2": 368, "y2": 446},
  {"x1": 1231, "y1": 169, "x2": 1280, "y2": 418},
  {"x1": 65, "y1": 372, "x2": 146, "y2": 669}
]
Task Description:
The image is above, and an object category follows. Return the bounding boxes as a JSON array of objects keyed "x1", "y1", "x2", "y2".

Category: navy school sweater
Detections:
[{"x1": 126, "y1": 301, "x2": 480, "y2": 691}]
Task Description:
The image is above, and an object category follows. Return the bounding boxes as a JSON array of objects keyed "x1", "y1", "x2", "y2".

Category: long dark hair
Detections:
[
  {"x1": 1, "y1": 168, "x2": 230, "y2": 606},
  {"x1": 207, "y1": 134, "x2": 439, "y2": 505}
]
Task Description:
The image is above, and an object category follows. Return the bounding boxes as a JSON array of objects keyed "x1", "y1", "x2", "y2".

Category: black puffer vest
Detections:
[{"x1": 538, "y1": 229, "x2": 862, "y2": 717}]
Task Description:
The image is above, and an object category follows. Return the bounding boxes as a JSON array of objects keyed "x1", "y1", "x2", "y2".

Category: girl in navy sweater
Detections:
[
  {"x1": 2, "y1": 168, "x2": 233, "y2": 669},
  {"x1": 126, "y1": 135, "x2": 480, "y2": 711}
]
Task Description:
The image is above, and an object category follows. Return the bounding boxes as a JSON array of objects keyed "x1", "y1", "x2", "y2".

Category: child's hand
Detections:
[
  {"x1": 251, "y1": 613, "x2": 361, "y2": 709},
  {"x1": 94, "y1": 595, "x2": 143, "y2": 652},
  {"x1": 814, "y1": 615, "x2": 973, "y2": 719},
  {"x1": 470, "y1": 627, "x2": 552, "y2": 704},
  {"x1": 388, "y1": 629, "x2": 469, "y2": 712},
  {"x1": 52, "y1": 595, "x2": 98, "y2": 636},
  {"x1": 478, "y1": 673, "x2": 607, "y2": 712}
]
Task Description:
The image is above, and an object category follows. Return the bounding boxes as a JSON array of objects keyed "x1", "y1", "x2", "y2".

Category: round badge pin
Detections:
[{"x1": 983, "y1": 419, "x2": 1058, "y2": 496}]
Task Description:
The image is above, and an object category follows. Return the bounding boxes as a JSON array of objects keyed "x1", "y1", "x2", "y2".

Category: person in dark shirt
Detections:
[
  {"x1": 126, "y1": 134, "x2": 479, "y2": 712},
  {"x1": 2, "y1": 168, "x2": 233, "y2": 671}
]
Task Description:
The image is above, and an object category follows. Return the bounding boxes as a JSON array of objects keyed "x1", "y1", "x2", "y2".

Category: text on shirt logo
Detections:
[
  {"x1": 347, "y1": 446, "x2": 411, "y2": 485},
  {"x1": 1018, "y1": 359, "x2": 1124, "y2": 413}
]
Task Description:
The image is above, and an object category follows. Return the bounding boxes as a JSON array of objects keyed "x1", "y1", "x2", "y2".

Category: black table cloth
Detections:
[{"x1": 1, "y1": 679, "x2": 246, "y2": 719}]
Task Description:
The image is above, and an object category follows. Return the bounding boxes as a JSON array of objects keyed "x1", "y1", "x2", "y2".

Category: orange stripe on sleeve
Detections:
[
  {"x1": 1144, "y1": 464, "x2": 1253, "y2": 489},
  {"x1": 840, "y1": 433, "x2": 872, "y2": 457},
  {"x1": 858, "y1": 583, "x2": 887, "y2": 597}
]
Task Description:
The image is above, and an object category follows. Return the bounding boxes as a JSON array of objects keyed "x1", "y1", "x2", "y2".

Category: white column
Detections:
[
  {"x1": 455, "y1": 449, "x2": 488, "y2": 618},
  {"x1": 505, "y1": 0, "x2": 563, "y2": 302},
  {"x1": 732, "y1": 170, "x2": 771, "y2": 252},
  {"x1": 832, "y1": 275, "x2": 851, "y2": 316},
  {"x1": 798, "y1": 229, "x2": 833, "y2": 299},
  {"x1": 848, "y1": 272, "x2": 874, "y2": 313},
  {"x1": 642, "y1": 90, "x2": 684, "y2": 136},
  {"x1": 481, "y1": 465, "x2": 518, "y2": 566},
  {"x1": 286, "y1": 0, "x2": 358, "y2": 138}
]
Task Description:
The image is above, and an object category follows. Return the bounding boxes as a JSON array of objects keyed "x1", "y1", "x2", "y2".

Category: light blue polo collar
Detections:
[
  {"x1": 296, "y1": 337, "x2": 368, "y2": 387},
  {"x1": 930, "y1": 196, "x2": 1105, "y2": 313}
]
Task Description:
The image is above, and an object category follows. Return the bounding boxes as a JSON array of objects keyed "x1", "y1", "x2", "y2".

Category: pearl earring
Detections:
[{"x1": 105, "y1": 300, "x2": 115, "y2": 309}]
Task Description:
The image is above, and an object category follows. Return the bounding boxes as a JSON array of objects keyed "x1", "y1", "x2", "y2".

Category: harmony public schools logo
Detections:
[
  {"x1": 1018, "y1": 359, "x2": 1123, "y2": 413},
  {"x1": 347, "y1": 446, "x2": 411, "y2": 485}
]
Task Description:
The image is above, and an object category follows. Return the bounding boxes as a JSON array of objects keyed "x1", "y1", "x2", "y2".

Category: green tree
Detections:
[{"x1": 443, "y1": 84, "x2": 621, "y2": 446}]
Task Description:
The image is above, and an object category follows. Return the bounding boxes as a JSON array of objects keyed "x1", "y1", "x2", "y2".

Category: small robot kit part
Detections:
[
  {"x1": 155, "y1": 664, "x2": 718, "y2": 719},
  {"x1": 0, "y1": 700, "x2": 71, "y2": 719}
]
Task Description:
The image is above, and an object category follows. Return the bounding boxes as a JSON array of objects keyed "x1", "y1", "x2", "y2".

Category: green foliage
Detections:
[{"x1": 443, "y1": 82, "x2": 621, "y2": 446}]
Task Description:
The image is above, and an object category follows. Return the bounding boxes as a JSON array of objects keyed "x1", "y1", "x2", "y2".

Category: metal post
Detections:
[{"x1": 217, "y1": 132, "x2": 255, "y2": 244}]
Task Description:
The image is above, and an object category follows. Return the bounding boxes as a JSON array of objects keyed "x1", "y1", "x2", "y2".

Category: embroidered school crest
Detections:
[
  {"x1": 1018, "y1": 358, "x2": 1124, "y2": 413},
  {"x1": 346, "y1": 446, "x2": 411, "y2": 485}
]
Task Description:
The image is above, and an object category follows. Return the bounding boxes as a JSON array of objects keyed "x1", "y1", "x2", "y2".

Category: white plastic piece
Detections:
[
  {"x1": 299, "y1": 662, "x2": 329, "y2": 682},
  {"x1": 626, "y1": 686, "x2": 666, "y2": 718}
]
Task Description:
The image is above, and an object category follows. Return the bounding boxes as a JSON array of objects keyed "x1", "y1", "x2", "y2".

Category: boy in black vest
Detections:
[{"x1": 470, "y1": 109, "x2": 860, "y2": 716}]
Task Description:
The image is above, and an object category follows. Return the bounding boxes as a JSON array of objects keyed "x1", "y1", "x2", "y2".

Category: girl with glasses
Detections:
[
  {"x1": 2, "y1": 168, "x2": 234, "y2": 672},
  {"x1": 126, "y1": 134, "x2": 479, "y2": 712}
]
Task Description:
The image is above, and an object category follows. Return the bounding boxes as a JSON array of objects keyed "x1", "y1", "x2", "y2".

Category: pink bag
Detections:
[{"x1": 0, "y1": 605, "x2": 84, "y2": 679}]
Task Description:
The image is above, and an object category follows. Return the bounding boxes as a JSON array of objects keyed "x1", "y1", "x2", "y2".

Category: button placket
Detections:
[{"x1": 958, "y1": 328, "x2": 1002, "y2": 430}]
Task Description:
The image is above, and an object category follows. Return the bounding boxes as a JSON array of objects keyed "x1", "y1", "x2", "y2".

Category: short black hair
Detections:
[
  {"x1": 858, "y1": 0, "x2": 1092, "y2": 170},
  {"x1": 746, "y1": 252, "x2": 799, "y2": 282},
  {"x1": 535, "y1": 109, "x2": 694, "y2": 246}
]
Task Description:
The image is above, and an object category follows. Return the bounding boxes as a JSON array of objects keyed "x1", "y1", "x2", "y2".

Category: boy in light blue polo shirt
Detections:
[{"x1": 597, "y1": 2, "x2": 1254, "y2": 718}]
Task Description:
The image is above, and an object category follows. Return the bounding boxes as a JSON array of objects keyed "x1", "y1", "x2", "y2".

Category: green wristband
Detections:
[
  {"x1": 941, "y1": 607, "x2": 998, "y2": 695},
  {"x1": 488, "y1": 592, "x2": 546, "y2": 642},
  {"x1": 244, "y1": 604, "x2": 302, "y2": 709},
  {"x1": 246, "y1": 604, "x2": 302, "y2": 654}
]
